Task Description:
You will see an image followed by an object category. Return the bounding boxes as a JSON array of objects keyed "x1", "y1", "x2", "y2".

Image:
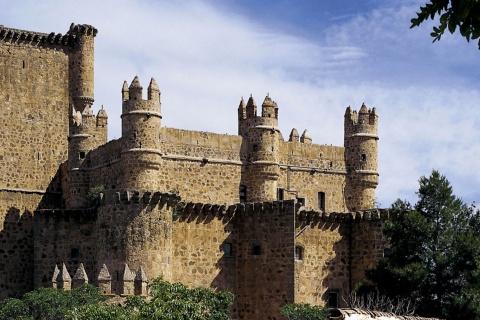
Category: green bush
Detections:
[{"x1": 280, "y1": 303, "x2": 327, "y2": 320}]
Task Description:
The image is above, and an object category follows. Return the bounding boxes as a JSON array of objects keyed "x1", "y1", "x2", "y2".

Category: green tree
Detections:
[
  {"x1": 368, "y1": 170, "x2": 480, "y2": 319},
  {"x1": 0, "y1": 284, "x2": 107, "y2": 320},
  {"x1": 411, "y1": 0, "x2": 480, "y2": 48},
  {"x1": 0, "y1": 278, "x2": 234, "y2": 320},
  {"x1": 280, "y1": 303, "x2": 327, "y2": 320}
]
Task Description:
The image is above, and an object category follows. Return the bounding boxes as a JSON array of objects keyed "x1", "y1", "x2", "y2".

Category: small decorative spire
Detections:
[
  {"x1": 300, "y1": 129, "x2": 312, "y2": 144},
  {"x1": 289, "y1": 128, "x2": 299, "y2": 142},
  {"x1": 72, "y1": 263, "x2": 89, "y2": 288},
  {"x1": 52, "y1": 264, "x2": 60, "y2": 288},
  {"x1": 129, "y1": 76, "x2": 142, "y2": 89}
]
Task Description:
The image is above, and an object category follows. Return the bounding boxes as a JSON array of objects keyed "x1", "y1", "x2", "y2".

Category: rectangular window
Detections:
[
  {"x1": 297, "y1": 197, "x2": 305, "y2": 207},
  {"x1": 277, "y1": 188, "x2": 284, "y2": 201},
  {"x1": 318, "y1": 192, "x2": 325, "y2": 211},
  {"x1": 239, "y1": 185, "x2": 247, "y2": 203},
  {"x1": 295, "y1": 246, "x2": 303, "y2": 261},
  {"x1": 253, "y1": 245, "x2": 261, "y2": 255},
  {"x1": 328, "y1": 290, "x2": 339, "y2": 308},
  {"x1": 252, "y1": 144, "x2": 258, "y2": 152},
  {"x1": 224, "y1": 243, "x2": 233, "y2": 257}
]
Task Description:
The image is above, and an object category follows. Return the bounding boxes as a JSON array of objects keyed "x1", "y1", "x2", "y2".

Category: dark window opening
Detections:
[
  {"x1": 295, "y1": 246, "x2": 303, "y2": 261},
  {"x1": 239, "y1": 185, "x2": 247, "y2": 203},
  {"x1": 318, "y1": 192, "x2": 325, "y2": 211},
  {"x1": 253, "y1": 245, "x2": 261, "y2": 255},
  {"x1": 22, "y1": 61, "x2": 26, "y2": 69},
  {"x1": 277, "y1": 188, "x2": 284, "y2": 201},
  {"x1": 330, "y1": 161, "x2": 333, "y2": 168},
  {"x1": 328, "y1": 290, "x2": 339, "y2": 308},
  {"x1": 361, "y1": 153, "x2": 367, "y2": 161},
  {"x1": 297, "y1": 197, "x2": 305, "y2": 207},
  {"x1": 79, "y1": 151, "x2": 86, "y2": 159},
  {"x1": 224, "y1": 243, "x2": 233, "y2": 257},
  {"x1": 71, "y1": 248, "x2": 80, "y2": 262},
  {"x1": 252, "y1": 144, "x2": 258, "y2": 152}
]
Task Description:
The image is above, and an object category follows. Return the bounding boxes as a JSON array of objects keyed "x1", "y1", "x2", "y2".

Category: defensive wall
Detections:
[{"x1": 34, "y1": 189, "x2": 387, "y2": 320}]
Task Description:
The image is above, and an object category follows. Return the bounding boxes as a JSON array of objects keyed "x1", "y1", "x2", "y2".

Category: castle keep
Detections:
[{"x1": 0, "y1": 23, "x2": 386, "y2": 319}]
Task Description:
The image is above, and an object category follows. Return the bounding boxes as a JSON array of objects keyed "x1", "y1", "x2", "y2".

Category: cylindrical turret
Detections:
[
  {"x1": 120, "y1": 76, "x2": 162, "y2": 190},
  {"x1": 66, "y1": 24, "x2": 103, "y2": 208},
  {"x1": 344, "y1": 104, "x2": 379, "y2": 211},
  {"x1": 244, "y1": 95, "x2": 280, "y2": 202}
]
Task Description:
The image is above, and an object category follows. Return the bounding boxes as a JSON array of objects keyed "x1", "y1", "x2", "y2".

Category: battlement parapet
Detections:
[
  {"x1": 68, "y1": 23, "x2": 98, "y2": 37},
  {"x1": 296, "y1": 208, "x2": 389, "y2": 223},
  {"x1": 98, "y1": 190, "x2": 180, "y2": 207},
  {"x1": 177, "y1": 199, "x2": 296, "y2": 220},
  {"x1": 344, "y1": 104, "x2": 378, "y2": 137},
  {"x1": 0, "y1": 26, "x2": 75, "y2": 48},
  {"x1": 0, "y1": 23, "x2": 96, "y2": 49}
]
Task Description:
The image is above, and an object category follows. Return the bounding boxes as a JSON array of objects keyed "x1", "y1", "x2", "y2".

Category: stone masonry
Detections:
[{"x1": 0, "y1": 23, "x2": 385, "y2": 320}]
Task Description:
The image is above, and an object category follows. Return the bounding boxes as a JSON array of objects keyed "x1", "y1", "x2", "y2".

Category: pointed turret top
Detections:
[
  {"x1": 262, "y1": 95, "x2": 277, "y2": 107},
  {"x1": 371, "y1": 107, "x2": 377, "y2": 115},
  {"x1": 238, "y1": 97, "x2": 245, "y2": 109},
  {"x1": 123, "y1": 263, "x2": 135, "y2": 281},
  {"x1": 73, "y1": 263, "x2": 89, "y2": 281},
  {"x1": 97, "y1": 108, "x2": 108, "y2": 118},
  {"x1": 97, "y1": 264, "x2": 111, "y2": 281},
  {"x1": 246, "y1": 95, "x2": 256, "y2": 107},
  {"x1": 122, "y1": 81, "x2": 129, "y2": 92},
  {"x1": 148, "y1": 78, "x2": 159, "y2": 91},
  {"x1": 52, "y1": 264, "x2": 60, "y2": 283},
  {"x1": 300, "y1": 129, "x2": 312, "y2": 144},
  {"x1": 345, "y1": 106, "x2": 352, "y2": 116},
  {"x1": 129, "y1": 76, "x2": 142, "y2": 89},
  {"x1": 59, "y1": 263, "x2": 72, "y2": 281},
  {"x1": 359, "y1": 103, "x2": 368, "y2": 113},
  {"x1": 135, "y1": 266, "x2": 149, "y2": 282},
  {"x1": 289, "y1": 128, "x2": 299, "y2": 142}
]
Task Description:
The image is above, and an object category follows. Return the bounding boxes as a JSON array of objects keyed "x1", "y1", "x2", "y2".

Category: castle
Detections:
[{"x1": 0, "y1": 23, "x2": 387, "y2": 319}]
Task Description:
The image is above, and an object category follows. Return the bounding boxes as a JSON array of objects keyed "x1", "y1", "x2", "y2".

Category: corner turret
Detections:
[{"x1": 344, "y1": 103, "x2": 379, "y2": 211}]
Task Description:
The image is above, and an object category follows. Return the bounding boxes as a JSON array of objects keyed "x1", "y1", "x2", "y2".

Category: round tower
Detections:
[
  {"x1": 67, "y1": 23, "x2": 98, "y2": 170},
  {"x1": 245, "y1": 95, "x2": 280, "y2": 202},
  {"x1": 120, "y1": 76, "x2": 162, "y2": 190},
  {"x1": 66, "y1": 24, "x2": 101, "y2": 208},
  {"x1": 344, "y1": 104, "x2": 379, "y2": 211}
]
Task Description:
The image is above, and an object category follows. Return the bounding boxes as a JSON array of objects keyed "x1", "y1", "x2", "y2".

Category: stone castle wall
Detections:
[
  {"x1": 32, "y1": 194, "x2": 386, "y2": 319},
  {"x1": 0, "y1": 25, "x2": 75, "y2": 298},
  {"x1": 293, "y1": 209, "x2": 388, "y2": 308}
]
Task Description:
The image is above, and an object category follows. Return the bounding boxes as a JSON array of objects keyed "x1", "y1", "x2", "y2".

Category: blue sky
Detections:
[{"x1": 2, "y1": 0, "x2": 479, "y2": 207}]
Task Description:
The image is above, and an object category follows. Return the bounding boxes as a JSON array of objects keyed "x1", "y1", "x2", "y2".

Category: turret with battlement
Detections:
[
  {"x1": 344, "y1": 104, "x2": 379, "y2": 211},
  {"x1": 120, "y1": 76, "x2": 162, "y2": 190},
  {"x1": 239, "y1": 95, "x2": 281, "y2": 202}
]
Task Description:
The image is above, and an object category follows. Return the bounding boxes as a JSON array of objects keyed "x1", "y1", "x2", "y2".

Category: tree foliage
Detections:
[
  {"x1": 0, "y1": 278, "x2": 234, "y2": 320},
  {"x1": 280, "y1": 303, "x2": 327, "y2": 320},
  {"x1": 411, "y1": 0, "x2": 480, "y2": 48},
  {"x1": 368, "y1": 170, "x2": 480, "y2": 319}
]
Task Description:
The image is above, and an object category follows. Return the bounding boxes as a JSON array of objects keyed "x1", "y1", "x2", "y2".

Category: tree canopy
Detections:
[
  {"x1": 367, "y1": 170, "x2": 480, "y2": 319},
  {"x1": 411, "y1": 0, "x2": 480, "y2": 48}
]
